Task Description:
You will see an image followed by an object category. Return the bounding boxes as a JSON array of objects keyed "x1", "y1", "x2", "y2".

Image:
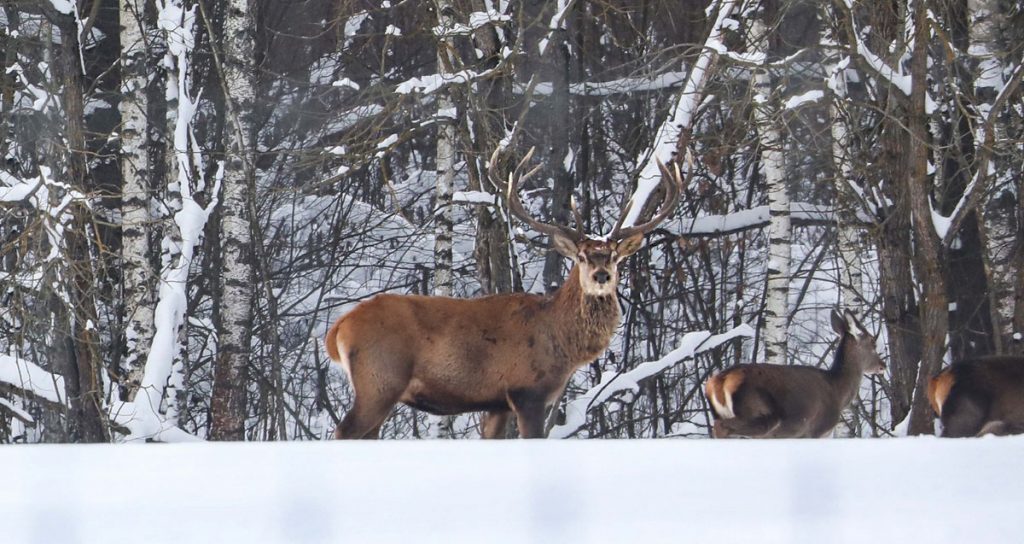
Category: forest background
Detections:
[{"x1": 0, "y1": 0, "x2": 1022, "y2": 443}]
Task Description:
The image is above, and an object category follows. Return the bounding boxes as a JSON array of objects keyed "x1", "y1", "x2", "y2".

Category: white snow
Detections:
[
  {"x1": 47, "y1": 0, "x2": 74, "y2": 15},
  {"x1": 0, "y1": 438, "x2": 1020, "y2": 543},
  {"x1": 784, "y1": 89, "x2": 824, "y2": 110},
  {"x1": 0, "y1": 354, "x2": 65, "y2": 405},
  {"x1": 331, "y1": 78, "x2": 360, "y2": 90},
  {"x1": 452, "y1": 190, "x2": 496, "y2": 205}
]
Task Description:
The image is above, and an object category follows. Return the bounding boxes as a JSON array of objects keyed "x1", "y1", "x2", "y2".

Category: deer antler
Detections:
[
  {"x1": 609, "y1": 158, "x2": 684, "y2": 241},
  {"x1": 489, "y1": 147, "x2": 584, "y2": 241}
]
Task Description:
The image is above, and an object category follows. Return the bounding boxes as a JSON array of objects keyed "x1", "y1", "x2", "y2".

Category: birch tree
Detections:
[
  {"x1": 209, "y1": 0, "x2": 258, "y2": 441},
  {"x1": 119, "y1": 0, "x2": 155, "y2": 400},
  {"x1": 748, "y1": 2, "x2": 791, "y2": 366}
]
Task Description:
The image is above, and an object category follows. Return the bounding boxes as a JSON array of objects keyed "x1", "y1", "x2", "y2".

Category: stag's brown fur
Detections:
[
  {"x1": 927, "y1": 357, "x2": 1024, "y2": 437},
  {"x1": 704, "y1": 310, "x2": 885, "y2": 438}
]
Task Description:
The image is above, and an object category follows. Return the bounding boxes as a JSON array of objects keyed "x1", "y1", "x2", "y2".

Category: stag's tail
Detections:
[{"x1": 324, "y1": 319, "x2": 342, "y2": 361}]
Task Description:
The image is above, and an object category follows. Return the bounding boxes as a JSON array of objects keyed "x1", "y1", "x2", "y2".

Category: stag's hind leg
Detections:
[{"x1": 334, "y1": 351, "x2": 411, "y2": 439}]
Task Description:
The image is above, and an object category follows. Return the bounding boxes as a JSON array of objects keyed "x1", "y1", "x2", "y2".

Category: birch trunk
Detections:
[
  {"x1": 749, "y1": 14, "x2": 791, "y2": 366},
  {"x1": 433, "y1": 0, "x2": 457, "y2": 438},
  {"x1": 210, "y1": 0, "x2": 257, "y2": 441},
  {"x1": 119, "y1": 0, "x2": 155, "y2": 400},
  {"x1": 433, "y1": 0, "x2": 456, "y2": 299}
]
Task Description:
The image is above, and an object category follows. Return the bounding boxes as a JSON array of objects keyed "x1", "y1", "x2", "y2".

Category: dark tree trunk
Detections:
[
  {"x1": 906, "y1": 1, "x2": 948, "y2": 435},
  {"x1": 57, "y1": 13, "x2": 108, "y2": 443}
]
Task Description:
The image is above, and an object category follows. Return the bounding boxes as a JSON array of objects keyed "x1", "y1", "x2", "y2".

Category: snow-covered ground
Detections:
[{"x1": 3, "y1": 437, "x2": 1022, "y2": 543}]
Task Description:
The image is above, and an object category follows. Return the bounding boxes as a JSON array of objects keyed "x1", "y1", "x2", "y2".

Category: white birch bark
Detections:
[
  {"x1": 433, "y1": 0, "x2": 456, "y2": 299},
  {"x1": 749, "y1": 13, "x2": 790, "y2": 366},
  {"x1": 210, "y1": 0, "x2": 257, "y2": 441},
  {"x1": 119, "y1": 0, "x2": 155, "y2": 400},
  {"x1": 433, "y1": 0, "x2": 457, "y2": 438}
]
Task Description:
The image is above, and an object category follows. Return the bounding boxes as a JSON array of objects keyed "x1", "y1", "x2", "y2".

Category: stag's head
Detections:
[{"x1": 493, "y1": 148, "x2": 683, "y2": 297}]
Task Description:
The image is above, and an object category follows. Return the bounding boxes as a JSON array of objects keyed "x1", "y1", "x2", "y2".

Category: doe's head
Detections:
[{"x1": 831, "y1": 308, "x2": 886, "y2": 375}]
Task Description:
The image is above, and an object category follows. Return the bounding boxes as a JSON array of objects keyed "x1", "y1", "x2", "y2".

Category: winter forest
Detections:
[{"x1": 1, "y1": 0, "x2": 1023, "y2": 447}]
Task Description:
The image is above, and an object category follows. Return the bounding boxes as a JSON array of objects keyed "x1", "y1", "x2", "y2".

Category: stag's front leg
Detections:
[
  {"x1": 480, "y1": 410, "x2": 511, "y2": 439},
  {"x1": 508, "y1": 389, "x2": 548, "y2": 438}
]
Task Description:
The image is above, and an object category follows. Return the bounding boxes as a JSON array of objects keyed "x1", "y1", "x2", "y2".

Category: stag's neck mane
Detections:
[
  {"x1": 826, "y1": 334, "x2": 862, "y2": 406},
  {"x1": 549, "y1": 265, "x2": 621, "y2": 366}
]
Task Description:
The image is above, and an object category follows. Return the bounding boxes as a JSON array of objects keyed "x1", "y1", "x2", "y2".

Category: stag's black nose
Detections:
[{"x1": 594, "y1": 271, "x2": 611, "y2": 284}]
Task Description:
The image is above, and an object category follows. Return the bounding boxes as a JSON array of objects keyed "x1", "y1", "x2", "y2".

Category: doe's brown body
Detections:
[{"x1": 927, "y1": 356, "x2": 1024, "y2": 437}]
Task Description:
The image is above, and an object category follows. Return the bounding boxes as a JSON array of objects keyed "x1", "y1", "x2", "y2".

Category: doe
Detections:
[
  {"x1": 928, "y1": 356, "x2": 1024, "y2": 437},
  {"x1": 704, "y1": 309, "x2": 885, "y2": 438}
]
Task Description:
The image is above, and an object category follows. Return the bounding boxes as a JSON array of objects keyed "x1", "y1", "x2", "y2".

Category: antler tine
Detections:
[
  {"x1": 610, "y1": 157, "x2": 684, "y2": 241},
  {"x1": 501, "y1": 147, "x2": 582, "y2": 242},
  {"x1": 569, "y1": 195, "x2": 585, "y2": 240}
]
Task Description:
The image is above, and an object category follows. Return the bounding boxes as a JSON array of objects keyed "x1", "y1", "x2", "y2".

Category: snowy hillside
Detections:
[{"x1": 3, "y1": 437, "x2": 1021, "y2": 543}]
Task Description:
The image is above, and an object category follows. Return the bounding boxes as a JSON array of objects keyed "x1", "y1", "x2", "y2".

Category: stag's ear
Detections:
[
  {"x1": 551, "y1": 232, "x2": 580, "y2": 260},
  {"x1": 831, "y1": 309, "x2": 847, "y2": 334},
  {"x1": 614, "y1": 232, "x2": 645, "y2": 260}
]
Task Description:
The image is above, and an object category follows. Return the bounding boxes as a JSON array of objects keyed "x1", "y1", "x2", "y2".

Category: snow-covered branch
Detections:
[
  {"x1": 549, "y1": 324, "x2": 755, "y2": 439},
  {"x1": 0, "y1": 354, "x2": 67, "y2": 407}
]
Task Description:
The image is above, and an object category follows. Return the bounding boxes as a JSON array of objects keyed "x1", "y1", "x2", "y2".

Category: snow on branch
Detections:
[
  {"x1": 549, "y1": 323, "x2": 755, "y2": 439},
  {"x1": 433, "y1": 9, "x2": 510, "y2": 37},
  {"x1": 525, "y1": 70, "x2": 689, "y2": 97},
  {"x1": 538, "y1": 0, "x2": 577, "y2": 56},
  {"x1": 674, "y1": 202, "x2": 869, "y2": 237},
  {"x1": 0, "y1": 398, "x2": 34, "y2": 426},
  {"x1": 0, "y1": 354, "x2": 67, "y2": 407}
]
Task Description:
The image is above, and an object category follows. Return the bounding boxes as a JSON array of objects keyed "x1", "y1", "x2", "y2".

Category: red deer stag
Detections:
[
  {"x1": 704, "y1": 309, "x2": 885, "y2": 438},
  {"x1": 325, "y1": 150, "x2": 683, "y2": 438},
  {"x1": 927, "y1": 357, "x2": 1024, "y2": 437}
]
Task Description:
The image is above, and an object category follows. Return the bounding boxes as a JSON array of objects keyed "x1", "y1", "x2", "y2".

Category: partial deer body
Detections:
[
  {"x1": 704, "y1": 309, "x2": 885, "y2": 438},
  {"x1": 928, "y1": 356, "x2": 1024, "y2": 437},
  {"x1": 325, "y1": 151, "x2": 682, "y2": 438}
]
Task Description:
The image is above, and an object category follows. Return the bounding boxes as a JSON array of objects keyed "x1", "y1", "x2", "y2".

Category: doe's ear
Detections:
[
  {"x1": 614, "y1": 232, "x2": 645, "y2": 260},
  {"x1": 830, "y1": 309, "x2": 846, "y2": 335},
  {"x1": 551, "y1": 232, "x2": 579, "y2": 260}
]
